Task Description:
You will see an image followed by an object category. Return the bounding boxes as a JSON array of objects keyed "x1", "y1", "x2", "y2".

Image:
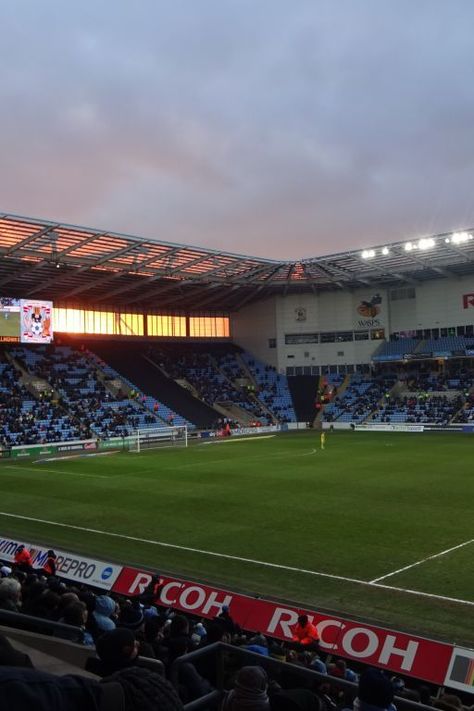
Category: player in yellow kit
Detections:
[{"x1": 320, "y1": 431, "x2": 325, "y2": 450}]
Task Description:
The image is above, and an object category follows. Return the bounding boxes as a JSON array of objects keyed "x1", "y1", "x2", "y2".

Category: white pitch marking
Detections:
[
  {"x1": 3, "y1": 465, "x2": 108, "y2": 480},
  {"x1": 370, "y1": 538, "x2": 474, "y2": 583},
  {"x1": 299, "y1": 448, "x2": 317, "y2": 456},
  {"x1": 0, "y1": 510, "x2": 472, "y2": 606}
]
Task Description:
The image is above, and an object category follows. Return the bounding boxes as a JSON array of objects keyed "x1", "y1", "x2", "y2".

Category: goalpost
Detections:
[{"x1": 129, "y1": 425, "x2": 188, "y2": 453}]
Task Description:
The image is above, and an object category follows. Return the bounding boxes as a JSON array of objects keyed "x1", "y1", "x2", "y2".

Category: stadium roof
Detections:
[{"x1": 1, "y1": 212, "x2": 474, "y2": 311}]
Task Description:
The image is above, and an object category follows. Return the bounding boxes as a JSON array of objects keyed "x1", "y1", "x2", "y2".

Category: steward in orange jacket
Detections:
[
  {"x1": 292, "y1": 614, "x2": 319, "y2": 647},
  {"x1": 14, "y1": 545, "x2": 33, "y2": 572},
  {"x1": 42, "y1": 550, "x2": 57, "y2": 576}
]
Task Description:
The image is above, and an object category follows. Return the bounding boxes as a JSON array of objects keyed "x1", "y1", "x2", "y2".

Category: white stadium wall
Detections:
[
  {"x1": 232, "y1": 275, "x2": 474, "y2": 370},
  {"x1": 231, "y1": 297, "x2": 278, "y2": 367}
]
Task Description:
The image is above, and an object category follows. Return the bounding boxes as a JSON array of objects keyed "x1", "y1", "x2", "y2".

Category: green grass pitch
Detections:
[{"x1": 0, "y1": 431, "x2": 472, "y2": 646}]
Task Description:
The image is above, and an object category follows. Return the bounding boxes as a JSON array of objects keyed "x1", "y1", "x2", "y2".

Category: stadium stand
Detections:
[
  {"x1": 322, "y1": 374, "x2": 396, "y2": 424},
  {"x1": 8, "y1": 345, "x2": 174, "y2": 441}
]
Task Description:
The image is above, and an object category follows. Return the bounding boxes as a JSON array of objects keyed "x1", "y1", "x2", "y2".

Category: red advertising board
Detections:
[{"x1": 113, "y1": 566, "x2": 454, "y2": 685}]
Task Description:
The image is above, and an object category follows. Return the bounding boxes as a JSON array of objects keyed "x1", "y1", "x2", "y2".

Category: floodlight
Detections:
[
  {"x1": 452, "y1": 231, "x2": 470, "y2": 244},
  {"x1": 418, "y1": 238, "x2": 435, "y2": 250},
  {"x1": 381, "y1": 247, "x2": 389, "y2": 256},
  {"x1": 404, "y1": 242, "x2": 413, "y2": 251}
]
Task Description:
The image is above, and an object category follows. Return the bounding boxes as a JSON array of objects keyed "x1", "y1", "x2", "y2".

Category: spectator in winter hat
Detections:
[
  {"x1": 103, "y1": 666, "x2": 183, "y2": 711},
  {"x1": 94, "y1": 628, "x2": 139, "y2": 677},
  {"x1": 221, "y1": 666, "x2": 270, "y2": 711},
  {"x1": 356, "y1": 669, "x2": 395, "y2": 711},
  {"x1": 93, "y1": 595, "x2": 116, "y2": 634},
  {"x1": 118, "y1": 604, "x2": 145, "y2": 632}
]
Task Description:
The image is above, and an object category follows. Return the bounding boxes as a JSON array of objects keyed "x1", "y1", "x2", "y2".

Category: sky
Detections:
[{"x1": 1, "y1": 1, "x2": 474, "y2": 260}]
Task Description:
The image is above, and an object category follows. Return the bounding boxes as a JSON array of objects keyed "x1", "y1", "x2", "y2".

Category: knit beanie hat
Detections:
[
  {"x1": 96, "y1": 629, "x2": 136, "y2": 669},
  {"x1": 118, "y1": 606, "x2": 145, "y2": 630},
  {"x1": 358, "y1": 669, "x2": 394, "y2": 709},
  {"x1": 103, "y1": 666, "x2": 184, "y2": 711}
]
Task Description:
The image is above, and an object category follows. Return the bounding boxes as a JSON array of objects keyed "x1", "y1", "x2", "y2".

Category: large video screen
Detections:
[
  {"x1": 0, "y1": 297, "x2": 54, "y2": 343},
  {"x1": 0, "y1": 297, "x2": 21, "y2": 342}
]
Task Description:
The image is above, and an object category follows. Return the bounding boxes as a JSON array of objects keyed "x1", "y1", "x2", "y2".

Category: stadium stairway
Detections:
[
  {"x1": 89, "y1": 342, "x2": 219, "y2": 428},
  {"x1": 287, "y1": 374, "x2": 319, "y2": 421}
]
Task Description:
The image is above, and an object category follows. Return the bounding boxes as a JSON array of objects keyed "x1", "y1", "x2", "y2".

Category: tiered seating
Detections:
[
  {"x1": 373, "y1": 338, "x2": 419, "y2": 361},
  {"x1": 323, "y1": 374, "x2": 395, "y2": 424},
  {"x1": 240, "y1": 353, "x2": 296, "y2": 423},
  {"x1": 11, "y1": 346, "x2": 166, "y2": 439},
  {"x1": 87, "y1": 349, "x2": 192, "y2": 430},
  {"x1": 420, "y1": 336, "x2": 467, "y2": 354},
  {"x1": 149, "y1": 345, "x2": 276, "y2": 424},
  {"x1": 375, "y1": 394, "x2": 463, "y2": 425},
  {"x1": 0, "y1": 359, "x2": 81, "y2": 446}
]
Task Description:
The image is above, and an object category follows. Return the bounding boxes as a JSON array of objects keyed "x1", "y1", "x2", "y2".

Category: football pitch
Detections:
[{"x1": 0, "y1": 431, "x2": 473, "y2": 646}]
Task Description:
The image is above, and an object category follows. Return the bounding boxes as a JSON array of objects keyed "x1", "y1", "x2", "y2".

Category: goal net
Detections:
[{"x1": 129, "y1": 426, "x2": 188, "y2": 453}]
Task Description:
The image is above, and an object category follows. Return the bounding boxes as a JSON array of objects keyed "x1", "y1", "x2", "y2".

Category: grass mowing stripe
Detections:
[
  {"x1": 0, "y1": 509, "x2": 472, "y2": 607},
  {"x1": 370, "y1": 538, "x2": 474, "y2": 583}
]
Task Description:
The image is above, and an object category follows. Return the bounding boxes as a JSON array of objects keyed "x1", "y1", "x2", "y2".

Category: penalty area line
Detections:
[
  {"x1": 370, "y1": 538, "x2": 474, "y2": 583},
  {"x1": 0, "y1": 510, "x2": 472, "y2": 607}
]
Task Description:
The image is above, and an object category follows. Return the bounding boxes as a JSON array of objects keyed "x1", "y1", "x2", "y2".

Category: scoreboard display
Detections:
[{"x1": 0, "y1": 297, "x2": 54, "y2": 344}]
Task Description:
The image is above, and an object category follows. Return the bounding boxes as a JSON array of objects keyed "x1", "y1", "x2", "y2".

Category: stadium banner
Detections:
[
  {"x1": 112, "y1": 566, "x2": 455, "y2": 685},
  {"x1": 0, "y1": 536, "x2": 122, "y2": 590},
  {"x1": 322, "y1": 422, "x2": 353, "y2": 431},
  {"x1": 232, "y1": 425, "x2": 281, "y2": 437},
  {"x1": 444, "y1": 646, "x2": 474, "y2": 693},
  {"x1": 9, "y1": 438, "x2": 97, "y2": 459},
  {"x1": 354, "y1": 424, "x2": 424, "y2": 433}
]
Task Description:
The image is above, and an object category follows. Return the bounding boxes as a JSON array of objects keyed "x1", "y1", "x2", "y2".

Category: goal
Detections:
[{"x1": 129, "y1": 425, "x2": 188, "y2": 453}]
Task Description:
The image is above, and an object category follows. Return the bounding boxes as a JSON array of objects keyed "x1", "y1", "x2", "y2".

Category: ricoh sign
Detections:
[{"x1": 113, "y1": 567, "x2": 453, "y2": 685}]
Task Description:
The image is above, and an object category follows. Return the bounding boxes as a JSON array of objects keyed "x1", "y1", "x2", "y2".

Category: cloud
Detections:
[{"x1": 1, "y1": 0, "x2": 474, "y2": 259}]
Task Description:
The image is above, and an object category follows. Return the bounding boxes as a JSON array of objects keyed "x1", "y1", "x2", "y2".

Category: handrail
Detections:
[{"x1": 173, "y1": 643, "x2": 436, "y2": 711}]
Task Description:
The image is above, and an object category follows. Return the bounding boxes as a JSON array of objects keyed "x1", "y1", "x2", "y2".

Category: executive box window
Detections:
[
  {"x1": 320, "y1": 333, "x2": 336, "y2": 343},
  {"x1": 335, "y1": 331, "x2": 353, "y2": 342},
  {"x1": 147, "y1": 314, "x2": 186, "y2": 337},
  {"x1": 355, "y1": 331, "x2": 369, "y2": 341},
  {"x1": 370, "y1": 329, "x2": 385, "y2": 340},
  {"x1": 285, "y1": 333, "x2": 319, "y2": 344},
  {"x1": 54, "y1": 308, "x2": 144, "y2": 336}
]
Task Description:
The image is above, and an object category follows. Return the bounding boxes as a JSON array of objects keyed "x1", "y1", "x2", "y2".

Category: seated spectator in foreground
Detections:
[
  {"x1": 91, "y1": 628, "x2": 139, "y2": 676},
  {"x1": 357, "y1": 668, "x2": 395, "y2": 711},
  {"x1": 0, "y1": 666, "x2": 112, "y2": 711},
  {"x1": 221, "y1": 665, "x2": 270, "y2": 711},
  {"x1": 328, "y1": 659, "x2": 357, "y2": 682},
  {"x1": 245, "y1": 634, "x2": 270, "y2": 657},
  {"x1": 103, "y1": 666, "x2": 184, "y2": 711},
  {"x1": 0, "y1": 578, "x2": 22, "y2": 612},
  {"x1": 61, "y1": 602, "x2": 94, "y2": 646},
  {"x1": 92, "y1": 595, "x2": 116, "y2": 635}
]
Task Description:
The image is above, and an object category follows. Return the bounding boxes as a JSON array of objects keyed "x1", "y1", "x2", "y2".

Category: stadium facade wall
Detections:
[{"x1": 232, "y1": 275, "x2": 474, "y2": 370}]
